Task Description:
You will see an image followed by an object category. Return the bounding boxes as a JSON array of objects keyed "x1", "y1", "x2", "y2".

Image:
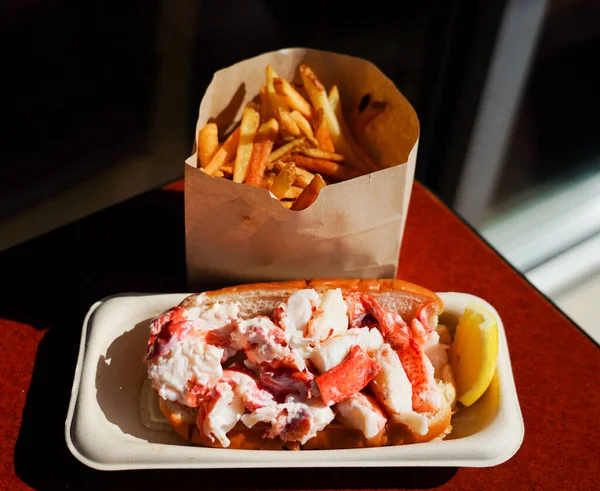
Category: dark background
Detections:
[
  {"x1": 1, "y1": 0, "x2": 598, "y2": 224},
  {"x1": 0, "y1": 0, "x2": 498, "y2": 219}
]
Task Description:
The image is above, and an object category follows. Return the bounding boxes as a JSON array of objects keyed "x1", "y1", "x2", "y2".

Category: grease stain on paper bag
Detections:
[{"x1": 185, "y1": 48, "x2": 419, "y2": 290}]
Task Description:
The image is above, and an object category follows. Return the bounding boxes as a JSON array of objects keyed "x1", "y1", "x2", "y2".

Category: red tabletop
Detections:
[{"x1": 1, "y1": 181, "x2": 598, "y2": 490}]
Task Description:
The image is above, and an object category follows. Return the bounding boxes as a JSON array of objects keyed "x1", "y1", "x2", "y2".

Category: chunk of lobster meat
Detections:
[
  {"x1": 240, "y1": 405, "x2": 281, "y2": 429},
  {"x1": 360, "y1": 294, "x2": 412, "y2": 350},
  {"x1": 264, "y1": 395, "x2": 335, "y2": 445},
  {"x1": 187, "y1": 299, "x2": 241, "y2": 329},
  {"x1": 197, "y1": 368, "x2": 278, "y2": 447},
  {"x1": 415, "y1": 300, "x2": 440, "y2": 333},
  {"x1": 202, "y1": 324, "x2": 238, "y2": 362},
  {"x1": 315, "y1": 345, "x2": 381, "y2": 406},
  {"x1": 197, "y1": 382, "x2": 245, "y2": 448},
  {"x1": 370, "y1": 343, "x2": 428, "y2": 435},
  {"x1": 344, "y1": 291, "x2": 368, "y2": 328},
  {"x1": 232, "y1": 317, "x2": 305, "y2": 371},
  {"x1": 259, "y1": 369, "x2": 319, "y2": 399},
  {"x1": 144, "y1": 307, "x2": 194, "y2": 362},
  {"x1": 398, "y1": 337, "x2": 442, "y2": 413},
  {"x1": 274, "y1": 289, "x2": 348, "y2": 356},
  {"x1": 147, "y1": 331, "x2": 224, "y2": 406},
  {"x1": 370, "y1": 344, "x2": 413, "y2": 413},
  {"x1": 410, "y1": 318, "x2": 433, "y2": 347},
  {"x1": 410, "y1": 302, "x2": 441, "y2": 349},
  {"x1": 274, "y1": 289, "x2": 320, "y2": 337},
  {"x1": 423, "y1": 339, "x2": 449, "y2": 379},
  {"x1": 310, "y1": 335, "x2": 353, "y2": 374},
  {"x1": 309, "y1": 327, "x2": 383, "y2": 373},
  {"x1": 410, "y1": 303, "x2": 448, "y2": 377},
  {"x1": 145, "y1": 300, "x2": 242, "y2": 363},
  {"x1": 335, "y1": 392, "x2": 387, "y2": 439},
  {"x1": 272, "y1": 289, "x2": 320, "y2": 359},
  {"x1": 305, "y1": 289, "x2": 349, "y2": 343},
  {"x1": 411, "y1": 316, "x2": 446, "y2": 378},
  {"x1": 220, "y1": 368, "x2": 278, "y2": 411}
]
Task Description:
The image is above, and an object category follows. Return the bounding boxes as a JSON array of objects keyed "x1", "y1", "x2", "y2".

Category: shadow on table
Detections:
[
  {"x1": 94, "y1": 316, "x2": 185, "y2": 444},
  {"x1": 14, "y1": 326, "x2": 457, "y2": 490}
]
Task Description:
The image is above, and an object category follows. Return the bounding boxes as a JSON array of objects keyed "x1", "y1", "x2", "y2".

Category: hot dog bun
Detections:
[
  {"x1": 159, "y1": 394, "x2": 452, "y2": 450},
  {"x1": 180, "y1": 279, "x2": 444, "y2": 324},
  {"x1": 155, "y1": 279, "x2": 455, "y2": 450}
]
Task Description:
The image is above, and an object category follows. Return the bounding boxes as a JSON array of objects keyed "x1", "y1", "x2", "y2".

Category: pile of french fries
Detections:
[{"x1": 195, "y1": 64, "x2": 387, "y2": 211}]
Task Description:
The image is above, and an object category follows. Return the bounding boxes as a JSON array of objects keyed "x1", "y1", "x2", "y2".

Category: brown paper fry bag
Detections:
[{"x1": 185, "y1": 48, "x2": 419, "y2": 290}]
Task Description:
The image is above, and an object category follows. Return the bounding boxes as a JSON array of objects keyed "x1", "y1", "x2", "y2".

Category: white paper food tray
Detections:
[{"x1": 65, "y1": 292, "x2": 524, "y2": 470}]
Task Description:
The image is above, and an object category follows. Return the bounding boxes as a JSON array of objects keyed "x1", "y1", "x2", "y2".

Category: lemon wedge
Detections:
[{"x1": 448, "y1": 301, "x2": 499, "y2": 407}]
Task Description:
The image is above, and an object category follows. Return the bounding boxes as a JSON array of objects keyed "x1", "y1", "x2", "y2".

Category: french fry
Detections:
[
  {"x1": 352, "y1": 101, "x2": 387, "y2": 141},
  {"x1": 259, "y1": 85, "x2": 274, "y2": 123},
  {"x1": 328, "y1": 85, "x2": 340, "y2": 112},
  {"x1": 291, "y1": 174, "x2": 326, "y2": 211},
  {"x1": 292, "y1": 170, "x2": 315, "y2": 189},
  {"x1": 314, "y1": 108, "x2": 335, "y2": 153},
  {"x1": 328, "y1": 84, "x2": 379, "y2": 173},
  {"x1": 269, "y1": 162, "x2": 295, "y2": 199},
  {"x1": 292, "y1": 82, "x2": 307, "y2": 95},
  {"x1": 269, "y1": 138, "x2": 305, "y2": 162},
  {"x1": 283, "y1": 185, "x2": 303, "y2": 199},
  {"x1": 299, "y1": 65, "x2": 371, "y2": 173},
  {"x1": 197, "y1": 123, "x2": 220, "y2": 168},
  {"x1": 221, "y1": 163, "x2": 234, "y2": 176},
  {"x1": 290, "y1": 110, "x2": 319, "y2": 147},
  {"x1": 274, "y1": 159, "x2": 315, "y2": 188},
  {"x1": 245, "y1": 118, "x2": 279, "y2": 187},
  {"x1": 204, "y1": 126, "x2": 241, "y2": 176},
  {"x1": 273, "y1": 77, "x2": 314, "y2": 120},
  {"x1": 293, "y1": 154, "x2": 360, "y2": 182},
  {"x1": 279, "y1": 128, "x2": 296, "y2": 141},
  {"x1": 299, "y1": 147, "x2": 344, "y2": 162},
  {"x1": 266, "y1": 66, "x2": 301, "y2": 137},
  {"x1": 233, "y1": 102, "x2": 260, "y2": 183},
  {"x1": 264, "y1": 173, "x2": 275, "y2": 189}
]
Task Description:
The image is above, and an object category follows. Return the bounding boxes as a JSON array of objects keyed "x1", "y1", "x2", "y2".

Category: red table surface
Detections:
[{"x1": 1, "y1": 182, "x2": 598, "y2": 491}]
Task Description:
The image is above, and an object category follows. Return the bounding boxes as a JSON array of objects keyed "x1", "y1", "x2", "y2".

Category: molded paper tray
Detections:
[{"x1": 65, "y1": 292, "x2": 524, "y2": 470}]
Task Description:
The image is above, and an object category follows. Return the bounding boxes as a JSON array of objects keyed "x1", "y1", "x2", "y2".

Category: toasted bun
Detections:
[
  {"x1": 159, "y1": 387, "x2": 453, "y2": 450},
  {"x1": 302, "y1": 390, "x2": 452, "y2": 449},
  {"x1": 159, "y1": 279, "x2": 452, "y2": 450},
  {"x1": 179, "y1": 279, "x2": 444, "y2": 323}
]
